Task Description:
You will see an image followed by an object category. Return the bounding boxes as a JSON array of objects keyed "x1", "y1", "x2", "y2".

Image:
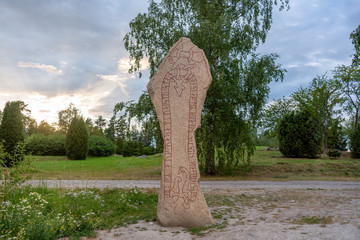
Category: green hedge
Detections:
[
  {"x1": 25, "y1": 134, "x2": 66, "y2": 156},
  {"x1": 277, "y1": 111, "x2": 322, "y2": 158},
  {"x1": 88, "y1": 136, "x2": 115, "y2": 157}
]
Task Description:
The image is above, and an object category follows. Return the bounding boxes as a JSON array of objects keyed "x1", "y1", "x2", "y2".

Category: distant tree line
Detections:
[{"x1": 0, "y1": 99, "x2": 161, "y2": 166}]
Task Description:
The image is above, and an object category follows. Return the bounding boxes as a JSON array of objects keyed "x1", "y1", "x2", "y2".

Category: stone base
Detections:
[{"x1": 157, "y1": 187, "x2": 213, "y2": 227}]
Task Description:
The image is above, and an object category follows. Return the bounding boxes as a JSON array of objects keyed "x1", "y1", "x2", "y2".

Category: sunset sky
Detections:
[{"x1": 0, "y1": 0, "x2": 359, "y2": 124}]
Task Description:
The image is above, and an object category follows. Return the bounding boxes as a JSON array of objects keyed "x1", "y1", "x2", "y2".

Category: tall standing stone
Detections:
[{"x1": 147, "y1": 37, "x2": 213, "y2": 227}]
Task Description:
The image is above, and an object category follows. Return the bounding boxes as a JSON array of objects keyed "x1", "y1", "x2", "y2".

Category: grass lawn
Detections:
[
  {"x1": 23, "y1": 147, "x2": 360, "y2": 181},
  {"x1": 28, "y1": 155, "x2": 162, "y2": 180}
]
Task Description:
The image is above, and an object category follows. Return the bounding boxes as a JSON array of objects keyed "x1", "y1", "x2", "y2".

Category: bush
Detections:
[
  {"x1": 277, "y1": 111, "x2": 322, "y2": 158},
  {"x1": 142, "y1": 146, "x2": 155, "y2": 155},
  {"x1": 328, "y1": 149, "x2": 341, "y2": 158},
  {"x1": 328, "y1": 119, "x2": 347, "y2": 151},
  {"x1": 25, "y1": 134, "x2": 66, "y2": 156},
  {"x1": 0, "y1": 101, "x2": 25, "y2": 166},
  {"x1": 88, "y1": 136, "x2": 115, "y2": 157},
  {"x1": 0, "y1": 140, "x2": 26, "y2": 167},
  {"x1": 115, "y1": 137, "x2": 124, "y2": 155},
  {"x1": 350, "y1": 123, "x2": 360, "y2": 158},
  {"x1": 66, "y1": 117, "x2": 89, "y2": 160},
  {"x1": 122, "y1": 141, "x2": 133, "y2": 157}
]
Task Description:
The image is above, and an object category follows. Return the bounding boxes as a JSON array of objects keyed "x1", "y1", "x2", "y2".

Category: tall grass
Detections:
[
  {"x1": 0, "y1": 186, "x2": 158, "y2": 239},
  {"x1": 0, "y1": 160, "x2": 158, "y2": 239}
]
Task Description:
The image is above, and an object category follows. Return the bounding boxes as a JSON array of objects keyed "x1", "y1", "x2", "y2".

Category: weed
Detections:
[
  {"x1": 188, "y1": 225, "x2": 214, "y2": 236},
  {"x1": 293, "y1": 216, "x2": 333, "y2": 225}
]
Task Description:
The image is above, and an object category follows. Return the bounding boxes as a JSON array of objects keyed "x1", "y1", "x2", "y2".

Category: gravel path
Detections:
[{"x1": 24, "y1": 179, "x2": 360, "y2": 190}]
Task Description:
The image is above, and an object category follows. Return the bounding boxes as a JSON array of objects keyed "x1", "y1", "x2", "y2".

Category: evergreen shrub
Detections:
[
  {"x1": 115, "y1": 138, "x2": 124, "y2": 155},
  {"x1": 88, "y1": 136, "x2": 115, "y2": 157},
  {"x1": 122, "y1": 141, "x2": 133, "y2": 157},
  {"x1": 142, "y1": 146, "x2": 155, "y2": 155},
  {"x1": 277, "y1": 111, "x2": 322, "y2": 158},
  {"x1": 0, "y1": 101, "x2": 25, "y2": 166},
  {"x1": 25, "y1": 134, "x2": 66, "y2": 156},
  {"x1": 350, "y1": 123, "x2": 360, "y2": 158},
  {"x1": 66, "y1": 117, "x2": 89, "y2": 160},
  {"x1": 328, "y1": 119, "x2": 347, "y2": 151},
  {"x1": 328, "y1": 149, "x2": 341, "y2": 158}
]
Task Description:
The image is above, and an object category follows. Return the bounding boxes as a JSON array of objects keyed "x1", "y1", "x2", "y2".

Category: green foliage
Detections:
[
  {"x1": 112, "y1": 98, "x2": 160, "y2": 152},
  {"x1": 115, "y1": 137, "x2": 124, "y2": 155},
  {"x1": 95, "y1": 115, "x2": 107, "y2": 133},
  {"x1": 328, "y1": 149, "x2": 341, "y2": 158},
  {"x1": 0, "y1": 186, "x2": 157, "y2": 239},
  {"x1": 88, "y1": 136, "x2": 115, "y2": 157},
  {"x1": 122, "y1": 141, "x2": 144, "y2": 157},
  {"x1": 255, "y1": 132, "x2": 279, "y2": 147},
  {"x1": 333, "y1": 25, "x2": 360, "y2": 127},
  {"x1": 66, "y1": 117, "x2": 89, "y2": 160},
  {"x1": 260, "y1": 97, "x2": 297, "y2": 140},
  {"x1": 0, "y1": 140, "x2": 26, "y2": 169},
  {"x1": 85, "y1": 117, "x2": 105, "y2": 137},
  {"x1": 124, "y1": 0, "x2": 289, "y2": 174},
  {"x1": 350, "y1": 24, "x2": 360, "y2": 66},
  {"x1": 292, "y1": 74, "x2": 344, "y2": 149},
  {"x1": 37, "y1": 120, "x2": 56, "y2": 136},
  {"x1": 26, "y1": 118, "x2": 38, "y2": 136},
  {"x1": 327, "y1": 119, "x2": 347, "y2": 151},
  {"x1": 25, "y1": 134, "x2": 66, "y2": 156},
  {"x1": 333, "y1": 65, "x2": 360, "y2": 127},
  {"x1": 57, "y1": 103, "x2": 80, "y2": 134},
  {"x1": 0, "y1": 101, "x2": 26, "y2": 166},
  {"x1": 142, "y1": 146, "x2": 155, "y2": 155},
  {"x1": 277, "y1": 111, "x2": 322, "y2": 158},
  {"x1": 350, "y1": 123, "x2": 360, "y2": 158}
]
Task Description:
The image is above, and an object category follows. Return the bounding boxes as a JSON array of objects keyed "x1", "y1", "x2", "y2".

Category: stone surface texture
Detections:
[{"x1": 147, "y1": 37, "x2": 213, "y2": 227}]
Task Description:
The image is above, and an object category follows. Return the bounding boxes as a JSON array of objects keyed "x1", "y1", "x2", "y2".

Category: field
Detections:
[{"x1": 26, "y1": 147, "x2": 360, "y2": 181}]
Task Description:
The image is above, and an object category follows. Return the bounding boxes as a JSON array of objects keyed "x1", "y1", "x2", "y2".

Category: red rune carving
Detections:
[{"x1": 160, "y1": 38, "x2": 206, "y2": 214}]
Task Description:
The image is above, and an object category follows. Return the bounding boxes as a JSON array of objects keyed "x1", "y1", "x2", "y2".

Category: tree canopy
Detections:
[
  {"x1": 124, "y1": 0, "x2": 289, "y2": 174},
  {"x1": 58, "y1": 103, "x2": 80, "y2": 134},
  {"x1": 292, "y1": 74, "x2": 344, "y2": 149}
]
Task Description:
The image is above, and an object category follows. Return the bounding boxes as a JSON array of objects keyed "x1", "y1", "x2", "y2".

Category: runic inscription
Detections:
[{"x1": 147, "y1": 37, "x2": 213, "y2": 227}]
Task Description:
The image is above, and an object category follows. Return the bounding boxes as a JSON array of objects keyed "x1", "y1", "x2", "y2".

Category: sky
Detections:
[{"x1": 0, "y1": 0, "x2": 359, "y2": 124}]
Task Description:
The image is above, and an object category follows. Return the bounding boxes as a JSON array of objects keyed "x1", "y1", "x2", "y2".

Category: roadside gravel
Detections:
[{"x1": 24, "y1": 179, "x2": 360, "y2": 190}]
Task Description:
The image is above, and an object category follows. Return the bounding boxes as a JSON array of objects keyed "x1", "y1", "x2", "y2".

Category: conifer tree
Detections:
[
  {"x1": 0, "y1": 101, "x2": 25, "y2": 166},
  {"x1": 66, "y1": 116, "x2": 89, "y2": 160}
]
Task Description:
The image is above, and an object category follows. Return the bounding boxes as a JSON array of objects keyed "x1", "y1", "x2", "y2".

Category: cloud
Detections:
[
  {"x1": 96, "y1": 57, "x2": 149, "y2": 97},
  {"x1": 257, "y1": 0, "x2": 360, "y2": 100},
  {"x1": 96, "y1": 74, "x2": 130, "y2": 96},
  {"x1": 1, "y1": 0, "x2": 359, "y2": 124},
  {"x1": 18, "y1": 61, "x2": 63, "y2": 75}
]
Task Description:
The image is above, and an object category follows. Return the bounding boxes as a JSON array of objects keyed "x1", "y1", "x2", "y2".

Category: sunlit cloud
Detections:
[
  {"x1": 96, "y1": 56, "x2": 149, "y2": 97},
  {"x1": 17, "y1": 61, "x2": 63, "y2": 75},
  {"x1": 96, "y1": 74, "x2": 129, "y2": 96}
]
